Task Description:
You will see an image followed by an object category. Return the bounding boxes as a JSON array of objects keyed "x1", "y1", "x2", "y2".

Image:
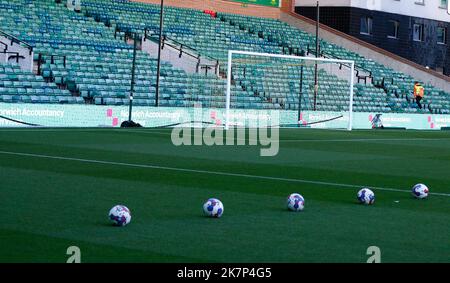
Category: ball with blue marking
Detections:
[
  {"x1": 109, "y1": 205, "x2": 131, "y2": 226},
  {"x1": 287, "y1": 193, "x2": 305, "y2": 212},
  {"x1": 357, "y1": 188, "x2": 375, "y2": 205},
  {"x1": 412, "y1": 183, "x2": 429, "y2": 199},
  {"x1": 203, "y1": 198, "x2": 224, "y2": 218}
]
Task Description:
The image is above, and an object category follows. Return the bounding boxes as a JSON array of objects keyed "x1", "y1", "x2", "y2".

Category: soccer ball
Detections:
[
  {"x1": 109, "y1": 205, "x2": 131, "y2": 226},
  {"x1": 412, "y1": 183, "x2": 429, "y2": 199},
  {"x1": 203, "y1": 198, "x2": 224, "y2": 218},
  {"x1": 357, "y1": 188, "x2": 375, "y2": 205},
  {"x1": 287, "y1": 193, "x2": 305, "y2": 211}
]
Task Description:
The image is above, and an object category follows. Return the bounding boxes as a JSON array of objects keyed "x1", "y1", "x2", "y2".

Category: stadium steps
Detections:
[{"x1": 0, "y1": 62, "x2": 80, "y2": 104}]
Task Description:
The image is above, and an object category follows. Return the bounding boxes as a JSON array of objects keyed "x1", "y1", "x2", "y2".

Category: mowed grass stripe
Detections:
[
  {"x1": 1, "y1": 127, "x2": 450, "y2": 142},
  {"x1": 0, "y1": 228, "x2": 205, "y2": 263},
  {"x1": 111, "y1": 128, "x2": 450, "y2": 143},
  {"x1": 1, "y1": 150, "x2": 450, "y2": 197},
  {"x1": 1, "y1": 129, "x2": 449, "y2": 194}
]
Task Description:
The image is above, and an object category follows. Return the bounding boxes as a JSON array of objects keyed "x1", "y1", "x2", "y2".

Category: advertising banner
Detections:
[
  {"x1": 229, "y1": 0, "x2": 281, "y2": 8},
  {"x1": 1, "y1": 103, "x2": 450, "y2": 130}
]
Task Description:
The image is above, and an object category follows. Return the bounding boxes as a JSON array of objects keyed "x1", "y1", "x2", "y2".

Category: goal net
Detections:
[{"x1": 225, "y1": 50, "x2": 355, "y2": 130}]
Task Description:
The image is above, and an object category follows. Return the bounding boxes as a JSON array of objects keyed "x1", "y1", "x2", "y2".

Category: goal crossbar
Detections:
[{"x1": 225, "y1": 50, "x2": 355, "y2": 130}]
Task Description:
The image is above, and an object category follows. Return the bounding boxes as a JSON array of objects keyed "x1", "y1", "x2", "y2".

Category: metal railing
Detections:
[
  {"x1": 1, "y1": 51, "x2": 21, "y2": 64},
  {"x1": 0, "y1": 29, "x2": 33, "y2": 55},
  {"x1": 306, "y1": 44, "x2": 373, "y2": 82},
  {"x1": 144, "y1": 29, "x2": 220, "y2": 76},
  {"x1": 36, "y1": 53, "x2": 67, "y2": 75},
  {"x1": 0, "y1": 41, "x2": 7, "y2": 52}
]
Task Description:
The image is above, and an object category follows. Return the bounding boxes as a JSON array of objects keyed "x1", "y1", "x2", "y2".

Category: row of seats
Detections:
[
  {"x1": 0, "y1": 0, "x2": 240, "y2": 108},
  {"x1": 0, "y1": 62, "x2": 78, "y2": 103}
]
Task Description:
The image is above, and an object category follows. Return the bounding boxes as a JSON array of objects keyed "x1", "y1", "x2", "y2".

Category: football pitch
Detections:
[{"x1": 0, "y1": 128, "x2": 449, "y2": 263}]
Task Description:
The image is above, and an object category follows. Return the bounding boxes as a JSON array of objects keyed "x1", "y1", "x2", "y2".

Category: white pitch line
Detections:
[
  {"x1": 280, "y1": 137, "x2": 450, "y2": 143},
  {"x1": 1, "y1": 150, "x2": 449, "y2": 197},
  {"x1": 113, "y1": 129, "x2": 450, "y2": 143}
]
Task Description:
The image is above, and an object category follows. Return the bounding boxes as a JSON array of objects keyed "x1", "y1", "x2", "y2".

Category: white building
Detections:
[{"x1": 295, "y1": 0, "x2": 450, "y2": 75}]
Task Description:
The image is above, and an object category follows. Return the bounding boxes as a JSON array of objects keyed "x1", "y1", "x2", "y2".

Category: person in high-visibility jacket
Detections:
[{"x1": 413, "y1": 81, "x2": 424, "y2": 109}]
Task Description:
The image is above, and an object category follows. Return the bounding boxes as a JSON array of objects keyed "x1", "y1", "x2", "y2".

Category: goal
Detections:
[{"x1": 225, "y1": 50, "x2": 355, "y2": 130}]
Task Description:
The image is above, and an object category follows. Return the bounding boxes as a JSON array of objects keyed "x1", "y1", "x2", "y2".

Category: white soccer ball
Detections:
[
  {"x1": 203, "y1": 198, "x2": 224, "y2": 218},
  {"x1": 109, "y1": 205, "x2": 131, "y2": 226},
  {"x1": 412, "y1": 183, "x2": 429, "y2": 199},
  {"x1": 357, "y1": 188, "x2": 375, "y2": 205},
  {"x1": 287, "y1": 193, "x2": 305, "y2": 211}
]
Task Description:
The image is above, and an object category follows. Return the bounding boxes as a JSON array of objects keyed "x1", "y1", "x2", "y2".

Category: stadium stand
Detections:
[
  {"x1": 0, "y1": 0, "x2": 449, "y2": 114},
  {"x1": 0, "y1": 62, "x2": 76, "y2": 104}
]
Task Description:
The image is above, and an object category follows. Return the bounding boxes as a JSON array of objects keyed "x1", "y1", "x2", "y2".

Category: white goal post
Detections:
[{"x1": 225, "y1": 50, "x2": 355, "y2": 131}]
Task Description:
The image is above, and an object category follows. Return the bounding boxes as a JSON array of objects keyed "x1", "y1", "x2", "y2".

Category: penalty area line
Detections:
[
  {"x1": 113, "y1": 129, "x2": 450, "y2": 143},
  {"x1": 0, "y1": 150, "x2": 449, "y2": 197}
]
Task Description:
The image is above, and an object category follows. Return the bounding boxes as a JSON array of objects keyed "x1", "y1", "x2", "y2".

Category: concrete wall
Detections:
[
  {"x1": 142, "y1": 37, "x2": 220, "y2": 76},
  {"x1": 303, "y1": 53, "x2": 362, "y2": 84},
  {"x1": 0, "y1": 36, "x2": 33, "y2": 72},
  {"x1": 280, "y1": 12, "x2": 450, "y2": 92}
]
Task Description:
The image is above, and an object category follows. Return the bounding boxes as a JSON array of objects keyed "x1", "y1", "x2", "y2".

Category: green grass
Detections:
[{"x1": 0, "y1": 128, "x2": 449, "y2": 263}]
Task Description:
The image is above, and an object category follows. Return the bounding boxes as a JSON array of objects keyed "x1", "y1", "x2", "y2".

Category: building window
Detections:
[
  {"x1": 387, "y1": 20, "x2": 399, "y2": 39},
  {"x1": 360, "y1": 17, "x2": 373, "y2": 35},
  {"x1": 415, "y1": 0, "x2": 425, "y2": 5},
  {"x1": 437, "y1": 27, "x2": 447, "y2": 44},
  {"x1": 439, "y1": 0, "x2": 447, "y2": 8},
  {"x1": 413, "y1": 24, "x2": 424, "y2": 41}
]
